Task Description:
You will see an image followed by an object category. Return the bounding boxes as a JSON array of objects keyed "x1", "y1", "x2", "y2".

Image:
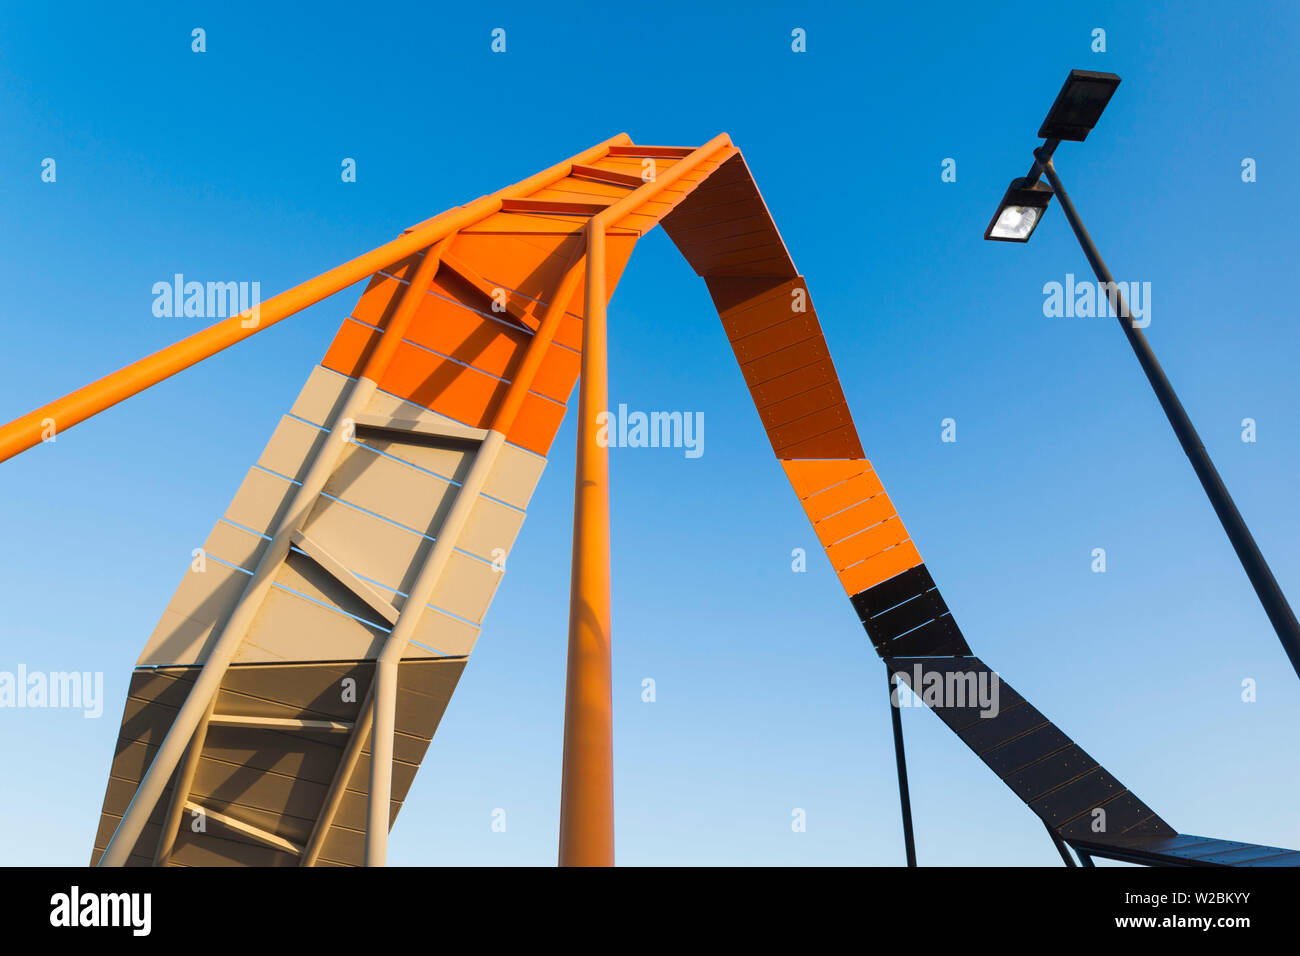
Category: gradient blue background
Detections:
[{"x1": 2, "y1": 0, "x2": 1297, "y2": 866}]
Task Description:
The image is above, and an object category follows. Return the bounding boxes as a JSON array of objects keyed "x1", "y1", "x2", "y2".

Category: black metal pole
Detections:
[
  {"x1": 1045, "y1": 823, "x2": 1078, "y2": 867},
  {"x1": 886, "y1": 667, "x2": 917, "y2": 866},
  {"x1": 1036, "y1": 150, "x2": 1300, "y2": 683}
]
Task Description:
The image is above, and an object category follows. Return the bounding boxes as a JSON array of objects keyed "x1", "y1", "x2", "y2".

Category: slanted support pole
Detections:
[
  {"x1": 1046, "y1": 823, "x2": 1078, "y2": 867},
  {"x1": 1036, "y1": 151, "x2": 1300, "y2": 685},
  {"x1": 0, "y1": 134, "x2": 633, "y2": 465},
  {"x1": 153, "y1": 697, "x2": 215, "y2": 865},
  {"x1": 558, "y1": 219, "x2": 615, "y2": 867},
  {"x1": 886, "y1": 667, "x2": 918, "y2": 867}
]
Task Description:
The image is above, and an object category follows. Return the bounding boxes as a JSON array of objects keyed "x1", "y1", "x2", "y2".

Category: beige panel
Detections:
[
  {"x1": 130, "y1": 660, "x2": 372, "y2": 722},
  {"x1": 461, "y1": 492, "x2": 526, "y2": 561},
  {"x1": 125, "y1": 667, "x2": 191, "y2": 706},
  {"x1": 410, "y1": 606, "x2": 480, "y2": 656},
  {"x1": 278, "y1": 545, "x2": 497, "y2": 627},
  {"x1": 355, "y1": 432, "x2": 477, "y2": 490},
  {"x1": 115, "y1": 670, "x2": 444, "y2": 767},
  {"x1": 203, "y1": 519, "x2": 267, "y2": 570},
  {"x1": 93, "y1": 658, "x2": 465, "y2": 867},
  {"x1": 121, "y1": 680, "x2": 185, "y2": 723},
  {"x1": 317, "y1": 824, "x2": 366, "y2": 866},
  {"x1": 257, "y1": 414, "x2": 328, "y2": 482},
  {"x1": 224, "y1": 466, "x2": 297, "y2": 536},
  {"x1": 289, "y1": 365, "x2": 353, "y2": 428},
  {"x1": 395, "y1": 655, "x2": 466, "y2": 701},
  {"x1": 137, "y1": 563, "x2": 251, "y2": 666},
  {"x1": 98, "y1": 775, "x2": 175, "y2": 824},
  {"x1": 169, "y1": 827, "x2": 299, "y2": 868},
  {"x1": 300, "y1": 494, "x2": 431, "y2": 594},
  {"x1": 188, "y1": 757, "x2": 327, "y2": 827},
  {"x1": 324, "y1": 442, "x2": 457, "y2": 537},
  {"x1": 429, "y1": 551, "x2": 502, "y2": 624},
  {"x1": 110, "y1": 733, "x2": 386, "y2": 806},
  {"x1": 192, "y1": 514, "x2": 497, "y2": 648},
  {"x1": 358, "y1": 402, "x2": 547, "y2": 511},
  {"x1": 184, "y1": 799, "x2": 305, "y2": 854},
  {"x1": 92, "y1": 813, "x2": 164, "y2": 859},
  {"x1": 219, "y1": 660, "x2": 371, "y2": 717},
  {"x1": 367, "y1": 387, "x2": 548, "y2": 511},
  {"x1": 289, "y1": 534, "x2": 400, "y2": 624},
  {"x1": 483, "y1": 441, "x2": 547, "y2": 511},
  {"x1": 274, "y1": 550, "x2": 397, "y2": 628},
  {"x1": 329, "y1": 787, "x2": 401, "y2": 835},
  {"x1": 237, "y1": 585, "x2": 385, "y2": 663},
  {"x1": 365, "y1": 380, "x2": 482, "y2": 435}
]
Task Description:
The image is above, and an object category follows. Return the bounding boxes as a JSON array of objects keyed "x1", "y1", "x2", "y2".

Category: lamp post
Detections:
[{"x1": 987, "y1": 69, "x2": 1300, "y2": 682}]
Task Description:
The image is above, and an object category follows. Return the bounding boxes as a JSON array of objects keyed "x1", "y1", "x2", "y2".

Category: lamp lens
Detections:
[{"x1": 991, "y1": 205, "x2": 1038, "y2": 240}]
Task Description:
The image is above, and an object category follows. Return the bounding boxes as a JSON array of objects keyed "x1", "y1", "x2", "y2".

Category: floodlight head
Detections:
[
  {"x1": 1038, "y1": 69, "x2": 1121, "y2": 141},
  {"x1": 984, "y1": 177, "x2": 1053, "y2": 242}
]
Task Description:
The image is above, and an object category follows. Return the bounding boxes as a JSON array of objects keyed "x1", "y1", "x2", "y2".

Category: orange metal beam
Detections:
[
  {"x1": 606, "y1": 145, "x2": 694, "y2": 158},
  {"x1": 569, "y1": 164, "x2": 643, "y2": 188},
  {"x1": 559, "y1": 218, "x2": 614, "y2": 867},
  {"x1": 359, "y1": 238, "x2": 451, "y2": 382},
  {"x1": 489, "y1": 248, "x2": 587, "y2": 435},
  {"x1": 557, "y1": 133, "x2": 733, "y2": 867},
  {"x1": 500, "y1": 198, "x2": 610, "y2": 216},
  {"x1": 437, "y1": 249, "x2": 534, "y2": 327},
  {"x1": 0, "y1": 133, "x2": 633, "y2": 464}
]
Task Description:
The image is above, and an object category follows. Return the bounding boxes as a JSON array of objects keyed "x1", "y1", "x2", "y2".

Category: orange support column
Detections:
[{"x1": 559, "y1": 219, "x2": 615, "y2": 867}]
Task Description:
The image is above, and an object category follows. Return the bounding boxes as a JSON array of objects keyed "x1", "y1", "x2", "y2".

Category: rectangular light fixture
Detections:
[
  {"x1": 984, "y1": 177, "x2": 1053, "y2": 242},
  {"x1": 1038, "y1": 69, "x2": 1121, "y2": 141}
]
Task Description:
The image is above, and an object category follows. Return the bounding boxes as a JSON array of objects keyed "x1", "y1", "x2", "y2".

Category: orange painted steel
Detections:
[
  {"x1": 779, "y1": 461, "x2": 923, "y2": 595},
  {"x1": 0, "y1": 133, "x2": 632, "y2": 464},
  {"x1": 28, "y1": 133, "x2": 938, "y2": 866},
  {"x1": 357, "y1": 238, "x2": 450, "y2": 382},
  {"x1": 559, "y1": 219, "x2": 614, "y2": 867},
  {"x1": 491, "y1": 248, "x2": 587, "y2": 436},
  {"x1": 554, "y1": 133, "x2": 737, "y2": 867}
]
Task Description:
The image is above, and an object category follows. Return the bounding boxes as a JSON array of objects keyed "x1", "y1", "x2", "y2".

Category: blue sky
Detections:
[{"x1": 2, "y1": 0, "x2": 1298, "y2": 866}]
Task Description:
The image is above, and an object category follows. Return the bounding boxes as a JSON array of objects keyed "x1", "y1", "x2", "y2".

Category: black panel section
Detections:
[
  {"x1": 1125, "y1": 834, "x2": 1222, "y2": 854},
  {"x1": 1029, "y1": 767, "x2": 1126, "y2": 827},
  {"x1": 982, "y1": 724, "x2": 1072, "y2": 776},
  {"x1": 958, "y1": 702, "x2": 1049, "y2": 754},
  {"x1": 851, "y1": 564, "x2": 972, "y2": 658},
  {"x1": 871, "y1": 575, "x2": 1296, "y2": 863},
  {"x1": 850, "y1": 564, "x2": 935, "y2": 620},
  {"x1": 1067, "y1": 832, "x2": 1300, "y2": 867},
  {"x1": 1055, "y1": 790, "x2": 1170, "y2": 840},
  {"x1": 885, "y1": 656, "x2": 1177, "y2": 843},
  {"x1": 1193, "y1": 845, "x2": 1300, "y2": 865},
  {"x1": 888, "y1": 616, "x2": 968, "y2": 657},
  {"x1": 890, "y1": 656, "x2": 1025, "y2": 732},
  {"x1": 870, "y1": 590, "x2": 949, "y2": 641},
  {"x1": 1002, "y1": 745, "x2": 1098, "y2": 803}
]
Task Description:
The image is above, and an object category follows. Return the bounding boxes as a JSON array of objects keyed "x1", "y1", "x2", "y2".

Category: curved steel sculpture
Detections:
[{"x1": 1, "y1": 135, "x2": 1292, "y2": 867}]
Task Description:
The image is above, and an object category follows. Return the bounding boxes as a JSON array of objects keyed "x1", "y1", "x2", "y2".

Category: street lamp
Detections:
[
  {"x1": 984, "y1": 178, "x2": 1052, "y2": 242},
  {"x1": 987, "y1": 68, "x2": 1300, "y2": 683}
]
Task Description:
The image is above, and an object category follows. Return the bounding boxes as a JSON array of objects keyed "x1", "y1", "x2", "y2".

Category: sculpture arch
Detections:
[{"x1": 0, "y1": 134, "x2": 1284, "y2": 866}]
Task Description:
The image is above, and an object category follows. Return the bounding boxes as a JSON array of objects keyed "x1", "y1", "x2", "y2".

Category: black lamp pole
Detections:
[{"x1": 1032, "y1": 147, "x2": 1300, "y2": 682}]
